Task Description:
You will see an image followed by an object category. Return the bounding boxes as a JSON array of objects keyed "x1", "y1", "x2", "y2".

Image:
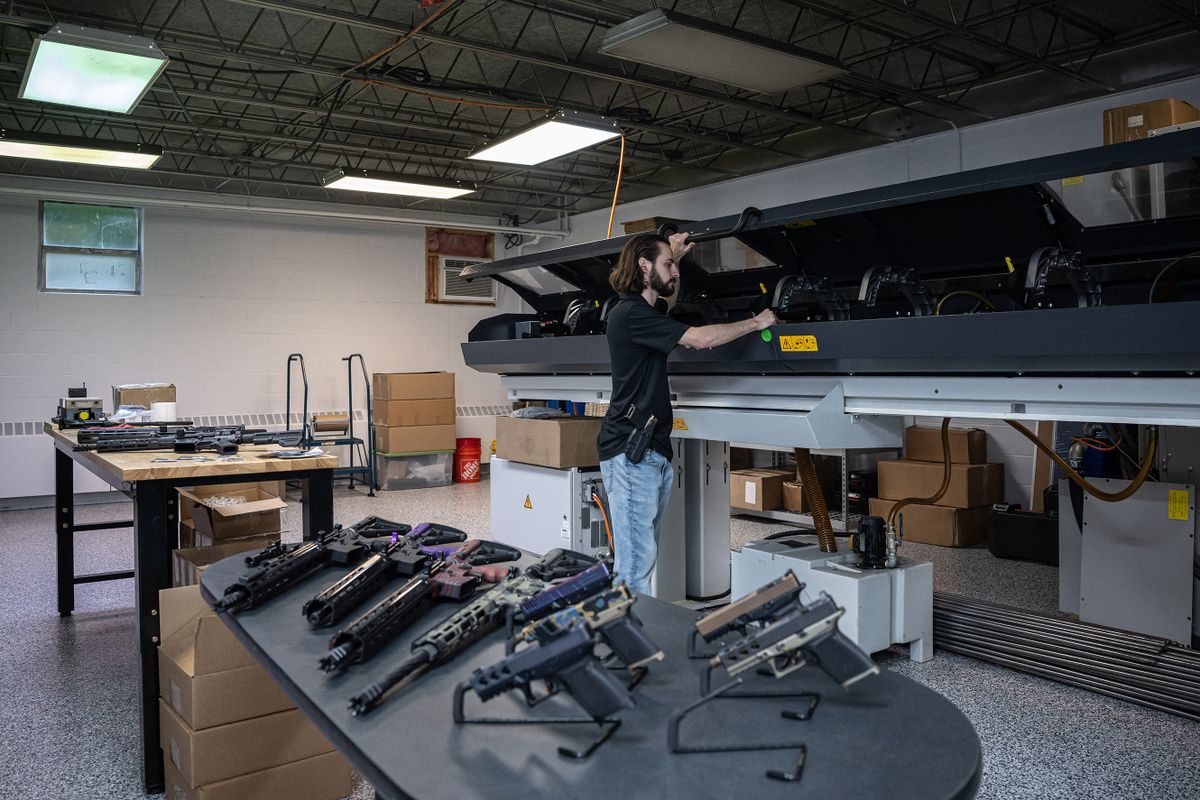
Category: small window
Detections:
[{"x1": 39, "y1": 201, "x2": 143, "y2": 294}]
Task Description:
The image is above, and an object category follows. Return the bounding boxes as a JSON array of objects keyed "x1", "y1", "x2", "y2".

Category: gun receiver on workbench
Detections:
[
  {"x1": 301, "y1": 522, "x2": 469, "y2": 628},
  {"x1": 74, "y1": 425, "x2": 305, "y2": 455},
  {"x1": 516, "y1": 583, "x2": 664, "y2": 671},
  {"x1": 317, "y1": 538, "x2": 523, "y2": 672},
  {"x1": 213, "y1": 516, "x2": 414, "y2": 613},
  {"x1": 465, "y1": 625, "x2": 634, "y2": 721},
  {"x1": 708, "y1": 579, "x2": 880, "y2": 690},
  {"x1": 347, "y1": 548, "x2": 598, "y2": 716}
]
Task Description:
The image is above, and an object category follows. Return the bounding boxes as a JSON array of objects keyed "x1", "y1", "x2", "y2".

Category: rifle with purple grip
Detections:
[
  {"x1": 301, "y1": 522, "x2": 468, "y2": 628},
  {"x1": 318, "y1": 538, "x2": 522, "y2": 674}
]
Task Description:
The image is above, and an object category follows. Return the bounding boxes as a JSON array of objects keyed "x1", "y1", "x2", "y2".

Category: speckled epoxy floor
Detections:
[{"x1": 0, "y1": 481, "x2": 1196, "y2": 800}]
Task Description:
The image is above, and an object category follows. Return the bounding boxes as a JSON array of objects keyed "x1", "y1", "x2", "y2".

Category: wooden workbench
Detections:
[{"x1": 44, "y1": 422, "x2": 339, "y2": 794}]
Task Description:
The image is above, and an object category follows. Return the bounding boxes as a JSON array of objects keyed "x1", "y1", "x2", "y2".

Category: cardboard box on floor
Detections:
[
  {"x1": 904, "y1": 425, "x2": 988, "y2": 464},
  {"x1": 730, "y1": 468, "x2": 793, "y2": 512},
  {"x1": 877, "y1": 459, "x2": 1004, "y2": 508},
  {"x1": 178, "y1": 486, "x2": 285, "y2": 541},
  {"x1": 160, "y1": 701, "x2": 335, "y2": 787},
  {"x1": 372, "y1": 371, "x2": 455, "y2": 402},
  {"x1": 494, "y1": 415, "x2": 604, "y2": 469},
  {"x1": 869, "y1": 497, "x2": 990, "y2": 547},
  {"x1": 373, "y1": 397, "x2": 456, "y2": 427},
  {"x1": 782, "y1": 481, "x2": 805, "y2": 513},
  {"x1": 113, "y1": 383, "x2": 176, "y2": 411},
  {"x1": 179, "y1": 482, "x2": 285, "y2": 524},
  {"x1": 162, "y1": 751, "x2": 353, "y2": 800},
  {"x1": 1103, "y1": 98, "x2": 1199, "y2": 144},
  {"x1": 172, "y1": 534, "x2": 279, "y2": 587},
  {"x1": 158, "y1": 585, "x2": 294, "y2": 729},
  {"x1": 375, "y1": 424, "x2": 458, "y2": 454}
]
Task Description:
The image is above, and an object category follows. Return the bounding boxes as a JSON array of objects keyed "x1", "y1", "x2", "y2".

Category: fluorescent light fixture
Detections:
[
  {"x1": 601, "y1": 9, "x2": 846, "y2": 94},
  {"x1": 0, "y1": 129, "x2": 162, "y2": 168},
  {"x1": 468, "y1": 110, "x2": 621, "y2": 166},
  {"x1": 321, "y1": 168, "x2": 474, "y2": 199},
  {"x1": 19, "y1": 24, "x2": 169, "y2": 113}
]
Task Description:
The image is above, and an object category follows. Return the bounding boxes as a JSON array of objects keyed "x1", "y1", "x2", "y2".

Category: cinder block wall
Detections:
[{"x1": 0, "y1": 198, "x2": 520, "y2": 500}]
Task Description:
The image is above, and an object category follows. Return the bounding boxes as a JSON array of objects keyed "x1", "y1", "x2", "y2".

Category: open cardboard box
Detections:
[
  {"x1": 158, "y1": 585, "x2": 293, "y2": 730},
  {"x1": 177, "y1": 486, "x2": 285, "y2": 541},
  {"x1": 179, "y1": 482, "x2": 285, "y2": 524},
  {"x1": 172, "y1": 534, "x2": 279, "y2": 587}
]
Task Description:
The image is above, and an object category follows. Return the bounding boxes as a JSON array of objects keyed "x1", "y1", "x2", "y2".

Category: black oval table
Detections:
[{"x1": 201, "y1": 552, "x2": 981, "y2": 800}]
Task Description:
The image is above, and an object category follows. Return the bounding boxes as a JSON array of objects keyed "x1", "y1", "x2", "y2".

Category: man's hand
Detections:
[
  {"x1": 668, "y1": 232, "x2": 694, "y2": 261},
  {"x1": 753, "y1": 308, "x2": 778, "y2": 331}
]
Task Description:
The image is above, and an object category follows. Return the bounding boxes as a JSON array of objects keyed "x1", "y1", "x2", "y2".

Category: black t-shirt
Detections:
[{"x1": 597, "y1": 294, "x2": 691, "y2": 461}]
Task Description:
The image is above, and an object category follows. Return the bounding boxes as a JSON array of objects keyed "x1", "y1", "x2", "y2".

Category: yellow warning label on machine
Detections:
[
  {"x1": 672, "y1": 418, "x2": 688, "y2": 430},
  {"x1": 779, "y1": 335, "x2": 819, "y2": 352},
  {"x1": 1061, "y1": 176, "x2": 1085, "y2": 186},
  {"x1": 523, "y1": 495, "x2": 533, "y2": 510},
  {"x1": 1168, "y1": 489, "x2": 1190, "y2": 521},
  {"x1": 1004, "y1": 256, "x2": 1015, "y2": 273}
]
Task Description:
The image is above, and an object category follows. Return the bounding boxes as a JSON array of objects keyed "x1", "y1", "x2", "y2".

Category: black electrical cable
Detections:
[{"x1": 1147, "y1": 251, "x2": 1200, "y2": 303}]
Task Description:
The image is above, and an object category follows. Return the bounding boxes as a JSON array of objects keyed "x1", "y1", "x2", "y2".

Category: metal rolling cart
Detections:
[{"x1": 286, "y1": 353, "x2": 377, "y2": 495}]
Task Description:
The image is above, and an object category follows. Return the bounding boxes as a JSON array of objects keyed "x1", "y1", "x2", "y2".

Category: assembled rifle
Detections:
[{"x1": 317, "y1": 538, "x2": 523, "y2": 672}]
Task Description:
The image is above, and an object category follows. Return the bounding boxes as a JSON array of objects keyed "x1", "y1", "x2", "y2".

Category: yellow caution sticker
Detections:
[
  {"x1": 779, "y1": 335, "x2": 819, "y2": 353},
  {"x1": 523, "y1": 495, "x2": 533, "y2": 510},
  {"x1": 759, "y1": 282, "x2": 767, "y2": 294},
  {"x1": 1168, "y1": 489, "x2": 1190, "y2": 521},
  {"x1": 1005, "y1": 256, "x2": 1015, "y2": 273},
  {"x1": 672, "y1": 418, "x2": 688, "y2": 431},
  {"x1": 1062, "y1": 176, "x2": 1085, "y2": 186}
]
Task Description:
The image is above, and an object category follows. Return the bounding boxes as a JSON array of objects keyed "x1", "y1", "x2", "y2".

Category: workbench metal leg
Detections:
[
  {"x1": 302, "y1": 468, "x2": 335, "y2": 542},
  {"x1": 55, "y1": 448, "x2": 75, "y2": 617},
  {"x1": 133, "y1": 481, "x2": 172, "y2": 794}
]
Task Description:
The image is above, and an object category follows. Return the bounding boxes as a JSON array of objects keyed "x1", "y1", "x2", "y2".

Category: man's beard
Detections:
[{"x1": 649, "y1": 270, "x2": 676, "y2": 298}]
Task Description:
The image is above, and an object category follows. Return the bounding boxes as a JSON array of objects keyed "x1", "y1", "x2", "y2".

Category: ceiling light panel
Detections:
[
  {"x1": 0, "y1": 130, "x2": 162, "y2": 168},
  {"x1": 19, "y1": 24, "x2": 169, "y2": 114},
  {"x1": 468, "y1": 111, "x2": 621, "y2": 166},
  {"x1": 321, "y1": 169, "x2": 474, "y2": 199},
  {"x1": 601, "y1": 9, "x2": 846, "y2": 94}
]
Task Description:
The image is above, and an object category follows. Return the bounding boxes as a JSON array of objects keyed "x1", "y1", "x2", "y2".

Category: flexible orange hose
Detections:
[
  {"x1": 1008, "y1": 421, "x2": 1156, "y2": 502},
  {"x1": 592, "y1": 493, "x2": 615, "y2": 553},
  {"x1": 605, "y1": 134, "x2": 626, "y2": 238},
  {"x1": 888, "y1": 418, "x2": 953, "y2": 527},
  {"x1": 794, "y1": 448, "x2": 836, "y2": 553}
]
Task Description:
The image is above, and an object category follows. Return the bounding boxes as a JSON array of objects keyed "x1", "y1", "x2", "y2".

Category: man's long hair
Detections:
[{"x1": 609, "y1": 234, "x2": 669, "y2": 294}]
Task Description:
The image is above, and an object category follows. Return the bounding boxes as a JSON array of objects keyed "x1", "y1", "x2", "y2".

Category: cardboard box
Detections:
[
  {"x1": 494, "y1": 415, "x2": 604, "y2": 469},
  {"x1": 372, "y1": 371, "x2": 455, "y2": 402},
  {"x1": 869, "y1": 497, "x2": 990, "y2": 547},
  {"x1": 113, "y1": 383, "x2": 176, "y2": 410},
  {"x1": 160, "y1": 701, "x2": 335, "y2": 787},
  {"x1": 1104, "y1": 98, "x2": 1200, "y2": 144},
  {"x1": 782, "y1": 481, "x2": 806, "y2": 513},
  {"x1": 178, "y1": 487, "x2": 285, "y2": 541},
  {"x1": 375, "y1": 424, "x2": 458, "y2": 455},
  {"x1": 179, "y1": 482, "x2": 284, "y2": 524},
  {"x1": 622, "y1": 216, "x2": 692, "y2": 235},
  {"x1": 730, "y1": 447, "x2": 753, "y2": 471},
  {"x1": 877, "y1": 459, "x2": 1004, "y2": 508},
  {"x1": 905, "y1": 425, "x2": 988, "y2": 464},
  {"x1": 729, "y1": 468, "x2": 792, "y2": 512},
  {"x1": 162, "y1": 751, "x2": 353, "y2": 800},
  {"x1": 372, "y1": 398, "x2": 456, "y2": 427},
  {"x1": 172, "y1": 535, "x2": 279, "y2": 587},
  {"x1": 157, "y1": 585, "x2": 294, "y2": 729}
]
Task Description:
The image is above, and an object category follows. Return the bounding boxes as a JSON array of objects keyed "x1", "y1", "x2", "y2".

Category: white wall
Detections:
[{"x1": 0, "y1": 196, "x2": 520, "y2": 499}]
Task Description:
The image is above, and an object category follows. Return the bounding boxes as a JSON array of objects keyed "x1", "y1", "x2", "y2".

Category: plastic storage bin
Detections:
[{"x1": 378, "y1": 451, "x2": 454, "y2": 491}]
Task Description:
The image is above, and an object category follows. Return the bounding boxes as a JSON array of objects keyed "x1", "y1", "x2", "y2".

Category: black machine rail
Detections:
[{"x1": 460, "y1": 128, "x2": 1200, "y2": 378}]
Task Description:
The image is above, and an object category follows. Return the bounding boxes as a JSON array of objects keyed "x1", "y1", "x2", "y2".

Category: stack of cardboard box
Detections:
[
  {"x1": 157, "y1": 585, "x2": 352, "y2": 800},
  {"x1": 174, "y1": 482, "x2": 286, "y2": 587},
  {"x1": 372, "y1": 372, "x2": 457, "y2": 455},
  {"x1": 870, "y1": 426, "x2": 1005, "y2": 547}
]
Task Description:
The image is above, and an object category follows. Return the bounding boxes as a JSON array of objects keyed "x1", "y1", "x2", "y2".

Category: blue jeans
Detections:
[{"x1": 600, "y1": 450, "x2": 674, "y2": 596}]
